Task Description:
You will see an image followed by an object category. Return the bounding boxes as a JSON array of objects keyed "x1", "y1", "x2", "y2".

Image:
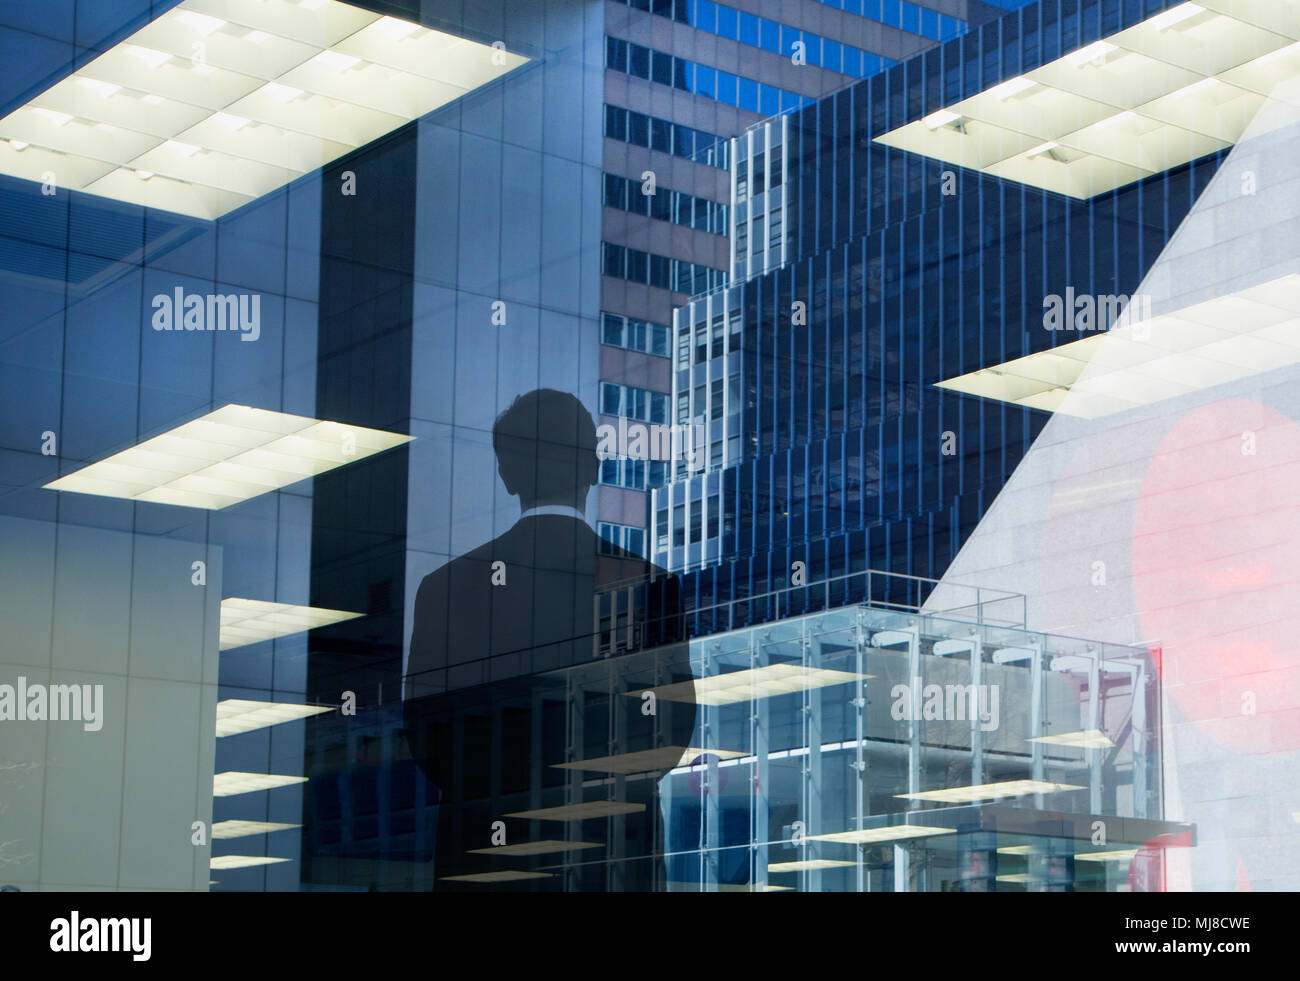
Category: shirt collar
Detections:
[{"x1": 519, "y1": 504, "x2": 590, "y2": 525}]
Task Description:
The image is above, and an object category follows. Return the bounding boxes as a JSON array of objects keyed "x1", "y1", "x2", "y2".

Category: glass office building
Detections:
[
  {"x1": 656, "y1": 0, "x2": 1225, "y2": 591},
  {"x1": 659, "y1": 0, "x2": 1300, "y2": 891},
  {"x1": 592, "y1": 0, "x2": 1014, "y2": 558},
  {"x1": 2, "y1": 0, "x2": 1298, "y2": 894}
]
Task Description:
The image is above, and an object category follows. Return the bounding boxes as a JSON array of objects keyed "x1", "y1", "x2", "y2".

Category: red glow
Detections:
[{"x1": 1132, "y1": 399, "x2": 1300, "y2": 756}]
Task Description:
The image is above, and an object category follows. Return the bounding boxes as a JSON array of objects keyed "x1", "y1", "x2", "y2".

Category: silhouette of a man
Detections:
[{"x1": 404, "y1": 389, "x2": 696, "y2": 890}]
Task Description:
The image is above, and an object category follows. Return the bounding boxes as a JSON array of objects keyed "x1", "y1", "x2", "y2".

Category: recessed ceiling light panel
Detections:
[
  {"x1": 219, "y1": 599, "x2": 363, "y2": 651},
  {"x1": 44, "y1": 404, "x2": 413, "y2": 510},
  {"x1": 0, "y1": 0, "x2": 530, "y2": 219},
  {"x1": 875, "y1": 0, "x2": 1300, "y2": 198},
  {"x1": 209, "y1": 855, "x2": 292, "y2": 869},
  {"x1": 648, "y1": 663, "x2": 871, "y2": 706},
  {"x1": 215, "y1": 697, "x2": 334, "y2": 734},
  {"x1": 897, "y1": 779, "x2": 1085, "y2": 803},
  {"x1": 212, "y1": 771, "x2": 308, "y2": 796},
  {"x1": 211, "y1": 819, "x2": 301, "y2": 839}
]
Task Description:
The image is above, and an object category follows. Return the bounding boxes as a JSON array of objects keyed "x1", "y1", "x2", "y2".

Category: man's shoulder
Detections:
[{"x1": 414, "y1": 534, "x2": 512, "y2": 598}]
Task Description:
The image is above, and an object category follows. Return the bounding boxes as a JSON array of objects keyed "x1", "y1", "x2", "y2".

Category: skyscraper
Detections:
[
  {"x1": 593, "y1": 0, "x2": 1024, "y2": 556},
  {"x1": 656, "y1": 0, "x2": 1222, "y2": 618}
]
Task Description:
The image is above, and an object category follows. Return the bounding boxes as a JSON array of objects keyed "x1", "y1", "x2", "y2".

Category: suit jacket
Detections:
[{"x1": 403, "y1": 515, "x2": 696, "y2": 890}]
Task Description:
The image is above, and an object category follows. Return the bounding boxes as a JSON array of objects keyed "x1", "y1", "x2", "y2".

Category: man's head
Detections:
[{"x1": 493, "y1": 389, "x2": 599, "y2": 511}]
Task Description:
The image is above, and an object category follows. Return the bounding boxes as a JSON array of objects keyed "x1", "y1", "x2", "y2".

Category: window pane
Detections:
[
  {"x1": 651, "y1": 117, "x2": 671, "y2": 153},
  {"x1": 628, "y1": 111, "x2": 649, "y2": 146},
  {"x1": 696, "y1": 0, "x2": 716, "y2": 32},
  {"x1": 629, "y1": 43, "x2": 650, "y2": 78},
  {"x1": 716, "y1": 71, "x2": 736, "y2": 106},
  {"x1": 652, "y1": 50, "x2": 673, "y2": 86},
  {"x1": 695, "y1": 65, "x2": 715, "y2": 99},
  {"x1": 717, "y1": 4, "x2": 737, "y2": 39},
  {"x1": 602, "y1": 312, "x2": 623, "y2": 344},
  {"x1": 738, "y1": 77, "x2": 758, "y2": 112}
]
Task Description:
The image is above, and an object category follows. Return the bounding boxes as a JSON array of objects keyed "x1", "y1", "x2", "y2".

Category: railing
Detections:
[{"x1": 683, "y1": 568, "x2": 1026, "y2": 638}]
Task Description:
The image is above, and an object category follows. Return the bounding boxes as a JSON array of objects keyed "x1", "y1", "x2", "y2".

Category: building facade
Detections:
[
  {"x1": 655, "y1": 0, "x2": 1222, "y2": 611},
  {"x1": 0, "y1": 0, "x2": 1014, "y2": 893},
  {"x1": 2, "y1": 0, "x2": 1294, "y2": 894},
  {"x1": 592, "y1": 0, "x2": 1030, "y2": 554},
  {"x1": 657, "y1": 0, "x2": 1300, "y2": 891}
]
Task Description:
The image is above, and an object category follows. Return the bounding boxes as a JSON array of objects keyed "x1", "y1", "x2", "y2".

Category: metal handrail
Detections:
[{"x1": 682, "y1": 567, "x2": 1026, "y2": 631}]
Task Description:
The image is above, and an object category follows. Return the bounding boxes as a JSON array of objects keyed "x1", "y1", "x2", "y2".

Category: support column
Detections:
[
  {"x1": 1088, "y1": 650, "x2": 1102, "y2": 815},
  {"x1": 806, "y1": 625, "x2": 824, "y2": 892},
  {"x1": 752, "y1": 626, "x2": 770, "y2": 892}
]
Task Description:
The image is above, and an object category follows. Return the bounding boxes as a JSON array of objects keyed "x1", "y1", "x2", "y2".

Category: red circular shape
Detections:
[{"x1": 1132, "y1": 398, "x2": 1300, "y2": 756}]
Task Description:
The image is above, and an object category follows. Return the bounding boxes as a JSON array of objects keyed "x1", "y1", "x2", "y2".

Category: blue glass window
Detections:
[
  {"x1": 823, "y1": 39, "x2": 842, "y2": 73},
  {"x1": 628, "y1": 111, "x2": 648, "y2": 146},
  {"x1": 674, "y1": 57, "x2": 691, "y2": 91},
  {"x1": 737, "y1": 77, "x2": 758, "y2": 112},
  {"x1": 716, "y1": 5, "x2": 736, "y2": 38},
  {"x1": 716, "y1": 71, "x2": 736, "y2": 106},
  {"x1": 629, "y1": 43, "x2": 649, "y2": 78},
  {"x1": 651, "y1": 49, "x2": 673, "y2": 85},
  {"x1": 651, "y1": 117, "x2": 671, "y2": 153},
  {"x1": 696, "y1": 0, "x2": 716, "y2": 32},
  {"x1": 695, "y1": 65, "x2": 715, "y2": 98}
]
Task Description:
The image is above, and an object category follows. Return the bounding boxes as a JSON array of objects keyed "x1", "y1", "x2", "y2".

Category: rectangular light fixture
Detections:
[
  {"x1": 211, "y1": 819, "x2": 300, "y2": 839},
  {"x1": 552, "y1": 746, "x2": 745, "y2": 774},
  {"x1": 215, "y1": 698, "x2": 334, "y2": 735},
  {"x1": 647, "y1": 663, "x2": 870, "y2": 707},
  {"x1": 768, "y1": 859, "x2": 856, "y2": 873},
  {"x1": 923, "y1": 109, "x2": 961, "y2": 130},
  {"x1": 1067, "y1": 41, "x2": 1118, "y2": 66},
  {"x1": 874, "y1": 0, "x2": 1300, "y2": 198},
  {"x1": 441, "y1": 871, "x2": 553, "y2": 883},
  {"x1": 1074, "y1": 848, "x2": 1140, "y2": 862},
  {"x1": 503, "y1": 801, "x2": 645, "y2": 822},
  {"x1": 995, "y1": 872, "x2": 1033, "y2": 883},
  {"x1": 897, "y1": 779, "x2": 1085, "y2": 804},
  {"x1": 45, "y1": 404, "x2": 412, "y2": 511},
  {"x1": 1172, "y1": 77, "x2": 1219, "y2": 99},
  {"x1": 0, "y1": 0, "x2": 530, "y2": 219},
  {"x1": 466, "y1": 840, "x2": 601, "y2": 857},
  {"x1": 937, "y1": 274, "x2": 1300, "y2": 418},
  {"x1": 808, "y1": 825, "x2": 955, "y2": 845},
  {"x1": 997, "y1": 844, "x2": 1032, "y2": 855},
  {"x1": 213, "y1": 770, "x2": 307, "y2": 796},
  {"x1": 219, "y1": 598, "x2": 362, "y2": 651},
  {"x1": 1028, "y1": 729, "x2": 1115, "y2": 749},
  {"x1": 988, "y1": 76, "x2": 1038, "y2": 100},
  {"x1": 209, "y1": 855, "x2": 292, "y2": 869},
  {"x1": 1150, "y1": 2, "x2": 1203, "y2": 31}
]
